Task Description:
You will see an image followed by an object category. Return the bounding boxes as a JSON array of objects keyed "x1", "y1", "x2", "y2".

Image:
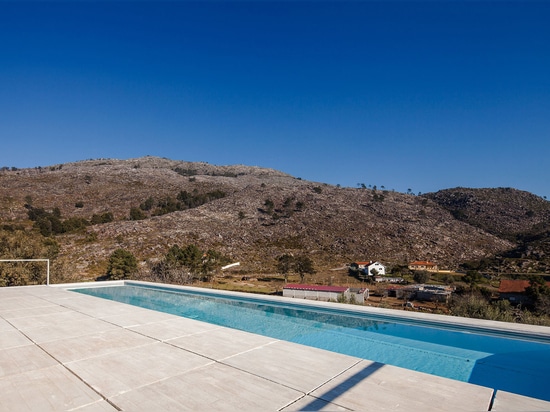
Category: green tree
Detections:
[
  {"x1": 200, "y1": 249, "x2": 227, "y2": 281},
  {"x1": 129, "y1": 207, "x2": 146, "y2": 221},
  {"x1": 91, "y1": 212, "x2": 114, "y2": 225},
  {"x1": 294, "y1": 255, "x2": 316, "y2": 283},
  {"x1": 413, "y1": 270, "x2": 431, "y2": 284},
  {"x1": 525, "y1": 275, "x2": 550, "y2": 299},
  {"x1": 165, "y1": 244, "x2": 203, "y2": 280},
  {"x1": 154, "y1": 196, "x2": 180, "y2": 215},
  {"x1": 140, "y1": 196, "x2": 155, "y2": 211},
  {"x1": 276, "y1": 254, "x2": 316, "y2": 283},
  {"x1": 525, "y1": 276, "x2": 550, "y2": 315},
  {"x1": 180, "y1": 244, "x2": 203, "y2": 275},
  {"x1": 162, "y1": 244, "x2": 227, "y2": 283},
  {"x1": 106, "y1": 249, "x2": 137, "y2": 280},
  {"x1": 449, "y1": 293, "x2": 515, "y2": 322},
  {"x1": 282, "y1": 197, "x2": 295, "y2": 217},
  {"x1": 62, "y1": 217, "x2": 89, "y2": 233},
  {"x1": 264, "y1": 199, "x2": 274, "y2": 214},
  {"x1": 277, "y1": 253, "x2": 294, "y2": 283},
  {"x1": 27, "y1": 206, "x2": 64, "y2": 236},
  {"x1": 348, "y1": 262, "x2": 369, "y2": 282},
  {"x1": 462, "y1": 270, "x2": 482, "y2": 288}
]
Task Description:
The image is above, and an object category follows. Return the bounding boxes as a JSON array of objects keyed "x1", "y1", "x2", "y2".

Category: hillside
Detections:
[
  {"x1": 424, "y1": 188, "x2": 550, "y2": 273},
  {"x1": 1, "y1": 157, "x2": 548, "y2": 282},
  {"x1": 423, "y1": 187, "x2": 550, "y2": 239}
]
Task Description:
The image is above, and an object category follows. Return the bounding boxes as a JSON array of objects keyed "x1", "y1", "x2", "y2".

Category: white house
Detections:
[{"x1": 357, "y1": 261, "x2": 386, "y2": 277}]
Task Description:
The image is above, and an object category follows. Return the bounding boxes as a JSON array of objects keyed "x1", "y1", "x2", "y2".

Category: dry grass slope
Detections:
[{"x1": 1, "y1": 156, "x2": 549, "y2": 280}]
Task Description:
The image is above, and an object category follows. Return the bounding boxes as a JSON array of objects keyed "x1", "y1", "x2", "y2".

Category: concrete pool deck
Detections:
[{"x1": 1, "y1": 285, "x2": 550, "y2": 411}]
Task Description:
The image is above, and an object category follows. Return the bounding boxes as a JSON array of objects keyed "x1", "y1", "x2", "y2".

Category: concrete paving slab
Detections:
[
  {"x1": 39, "y1": 328, "x2": 157, "y2": 363},
  {"x1": 101, "y1": 305, "x2": 179, "y2": 328},
  {"x1": 0, "y1": 295, "x2": 54, "y2": 312},
  {"x1": 100, "y1": 307, "x2": 180, "y2": 328},
  {"x1": 65, "y1": 342, "x2": 214, "y2": 397},
  {"x1": 0, "y1": 304, "x2": 72, "y2": 320},
  {"x1": 11, "y1": 312, "x2": 119, "y2": 344},
  {"x1": 167, "y1": 326, "x2": 278, "y2": 360},
  {"x1": 16, "y1": 285, "x2": 70, "y2": 298},
  {"x1": 282, "y1": 395, "x2": 350, "y2": 411},
  {"x1": 51, "y1": 294, "x2": 148, "y2": 319},
  {"x1": 0, "y1": 329, "x2": 33, "y2": 350},
  {"x1": 492, "y1": 390, "x2": 550, "y2": 411},
  {"x1": 0, "y1": 365, "x2": 102, "y2": 412},
  {"x1": 222, "y1": 340, "x2": 362, "y2": 393},
  {"x1": 109, "y1": 362, "x2": 304, "y2": 412},
  {"x1": 0, "y1": 344, "x2": 58, "y2": 378},
  {"x1": 7, "y1": 310, "x2": 101, "y2": 331},
  {"x1": 127, "y1": 316, "x2": 221, "y2": 341},
  {"x1": 307, "y1": 360, "x2": 493, "y2": 411},
  {"x1": 0, "y1": 317, "x2": 15, "y2": 331},
  {"x1": 70, "y1": 400, "x2": 119, "y2": 412}
]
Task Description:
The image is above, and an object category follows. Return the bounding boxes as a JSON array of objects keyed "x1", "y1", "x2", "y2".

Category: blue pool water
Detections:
[{"x1": 72, "y1": 283, "x2": 550, "y2": 401}]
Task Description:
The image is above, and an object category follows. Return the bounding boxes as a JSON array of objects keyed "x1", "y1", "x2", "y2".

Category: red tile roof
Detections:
[
  {"x1": 409, "y1": 261, "x2": 437, "y2": 266},
  {"x1": 498, "y1": 279, "x2": 550, "y2": 293},
  {"x1": 283, "y1": 283, "x2": 349, "y2": 293}
]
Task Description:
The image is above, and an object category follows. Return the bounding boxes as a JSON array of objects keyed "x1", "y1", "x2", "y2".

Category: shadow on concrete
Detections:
[{"x1": 297, "y1": 362, "x2": 384, "y2": 411}]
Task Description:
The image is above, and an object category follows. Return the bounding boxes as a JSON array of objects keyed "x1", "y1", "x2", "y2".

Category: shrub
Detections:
[
  {"x1": 129, "y1": 207, "x2": 146, "y2": 221},
  {"x1": 413, "y1": 271, "x2": 430, "y2": 284},
  {"x1": 62, "y1": 217, "x2": 89, "y2": 233},
  {"x1": 91, "y1": 212, "x2": 114, "y2": 225},
  {"x1": 106, "y1": 249, "x2": 137, "y2": 280}
]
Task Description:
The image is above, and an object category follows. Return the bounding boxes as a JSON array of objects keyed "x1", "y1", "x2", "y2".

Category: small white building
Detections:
[
  {"x1": 374, "y1": 276, "x2": 404, "y2": 283},
  {"x1": 356, "y1": 261, "x2": 386, "y2": 277},
  {"x1": 283, "y1": 284, "x2": 369, "y2": 303}
]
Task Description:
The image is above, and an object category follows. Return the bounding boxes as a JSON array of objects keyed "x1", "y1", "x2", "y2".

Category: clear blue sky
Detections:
[{"x1": 1, "y1": 1, "x2": 549, "y2": 197}]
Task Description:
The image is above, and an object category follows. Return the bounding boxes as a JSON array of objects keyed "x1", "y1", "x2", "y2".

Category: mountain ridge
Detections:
[{"x1": 1, "y1": 156, "x2": 548, "y2": 279}]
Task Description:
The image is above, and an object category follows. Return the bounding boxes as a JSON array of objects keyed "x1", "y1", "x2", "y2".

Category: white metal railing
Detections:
[{"x1": 0, "y1": 259, "x2": 50, "y2": 285}]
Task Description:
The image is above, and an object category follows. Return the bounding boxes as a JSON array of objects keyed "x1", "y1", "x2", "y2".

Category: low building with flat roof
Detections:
[{"x1": 283, "y1": 283, "x2": 369, "y2": 303}]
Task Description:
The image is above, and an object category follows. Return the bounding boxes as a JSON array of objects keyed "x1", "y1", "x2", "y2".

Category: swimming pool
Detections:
[{"x1": 70, "y1": 281, "x2": 550, "y2": 401}]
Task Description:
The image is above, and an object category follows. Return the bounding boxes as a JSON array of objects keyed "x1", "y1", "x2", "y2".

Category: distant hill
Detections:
[
  {"x1": 423, "y1": 187, "x2": 550, "y2": 239},
  {"x1": 1, "y1": 157, "x2": 548, "y2": 279},
  {"x1": 424, "y1": 187, "x2": 550, "y2": 274}
]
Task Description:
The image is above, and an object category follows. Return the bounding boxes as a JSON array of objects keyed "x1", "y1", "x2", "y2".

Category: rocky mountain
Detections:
[
  {"x1": 424, "y1": 187, "x2": 550, "y2": 240},
  {"x1": 1, "y1": 156, "x2": 548, "y2": 279},
  {"x1": 425, "y1": 187, "x2": 550, "y2": 274}
]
